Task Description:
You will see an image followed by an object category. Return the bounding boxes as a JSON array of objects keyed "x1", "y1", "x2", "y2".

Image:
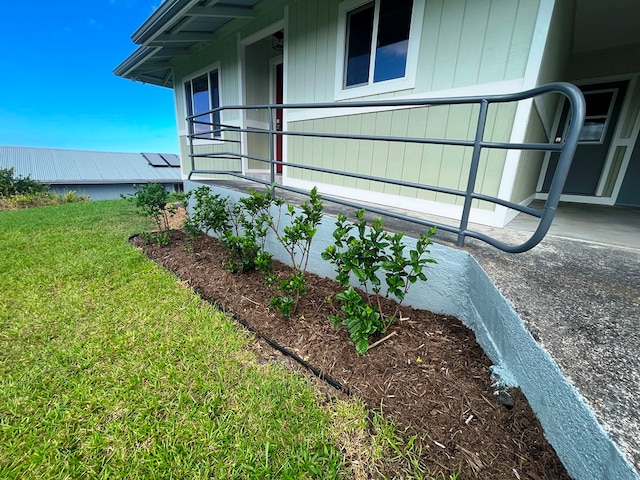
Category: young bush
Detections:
[
  {"x1": 62, "y1": 190, "x2": 90, "y2": 203},
  {"x1": 123, "y1": 183, "x2": 179, "y2": 244},
  {"x1": 185, "y1": 185, "x2": 271, "y2": 273},
  {"x1": 185, "y1": 185, "x2": 324, "y2": 316},
  {"x1": 0, "y1": 168, "x2": 49, "y2": 196},
  {"x1": 322, "y1": 210, "x2": 436, "y2": 354},
  {"x1": 242, "y1": 186, "x2": 323, "y2": 317}
]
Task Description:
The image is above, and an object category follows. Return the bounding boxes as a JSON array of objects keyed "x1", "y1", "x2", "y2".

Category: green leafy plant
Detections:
[
  {"x1": 62, "y1": 190, "x2": 89, "y2": 203},
  {"x1": 184, "y1": 185, "x2": 231, "y2": 237},
  {"x1": 322, "y1": 210, "x2": 436, "y2": 354},
  {"x1": 0, "y1": 168, "x2": 49, "y2": 197},
  {"x1": 243, "y1": 186, "x2": 323, "y2": 317},
  {"x1": 124, "y1": 182, "x2": 178, "y2": 235},
  {"x1": 184, "y1": 186, "x2": 271, "y2": 273},
  {"x1": 156, "y1": 231, "x2": 170, "y2": 246},
  {"x1": 329, "y1": 287, "x2": 381, "y2": 355},
  {"x1": 184, "y1": 185, "x2": 323, "y2": 315}
]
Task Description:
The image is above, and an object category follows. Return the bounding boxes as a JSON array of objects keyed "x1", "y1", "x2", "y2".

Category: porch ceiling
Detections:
[
  {"x1": 114, "y1": 0, "x2": 261, "y2": 87},
  {"x1": 573, "y1": 0, "x2": 640, "y2": 54}
]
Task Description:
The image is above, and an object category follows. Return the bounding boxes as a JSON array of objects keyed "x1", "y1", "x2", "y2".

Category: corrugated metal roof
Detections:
[{"x1": 0, "y1": 146, "x2": 182, "y2": 184}]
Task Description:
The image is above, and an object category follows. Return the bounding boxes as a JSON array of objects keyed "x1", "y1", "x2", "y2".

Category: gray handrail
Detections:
[{"x1": 186, "y1": 82, "x2": 585, "y2": 253}]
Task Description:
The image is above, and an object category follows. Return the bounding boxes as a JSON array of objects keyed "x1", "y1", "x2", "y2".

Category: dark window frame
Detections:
[{"x1": 184, "y1": 69, "x2": 221, "y2": 139}]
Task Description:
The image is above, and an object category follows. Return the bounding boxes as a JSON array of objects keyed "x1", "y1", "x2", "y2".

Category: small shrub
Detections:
[
  {"x1": 329, "y1": 287, "x2": 381, "y2": 355},
  {"x1": 322, "y1": 210, "x2": 436, "y2": 354},
  {"x1": 243, "y1": 186, "x2": 323, "y2": 317},
  {"x1": 0, "y1": 168, "x2": 49, "y2": 196},
  {"x1": 123, "y1": 183, "x2": 177, "y2": 238},
  {"x1": 62, "y1": 190, "x2": 89, "y2": 203},
  {"x1": 184, "y1": 185, "x2": 323, "y2": 317},
  {"x1": 185, "y1": 186, "x2": 270, "y2": 273}
]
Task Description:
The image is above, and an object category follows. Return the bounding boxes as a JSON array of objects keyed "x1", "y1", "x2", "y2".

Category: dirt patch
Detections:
[{"x1": 133, "y1": 230, "x2": 570, "y2": 479}]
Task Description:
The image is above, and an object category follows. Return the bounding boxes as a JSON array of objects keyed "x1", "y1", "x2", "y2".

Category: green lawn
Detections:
[{"x1": 0, "y1": 200, "x2": 450, "y2": 479}]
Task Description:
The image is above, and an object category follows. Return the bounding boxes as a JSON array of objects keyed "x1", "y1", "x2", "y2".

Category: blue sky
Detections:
[{"x1": 0, "y1": 1, "x2": 179, "y2": 154}]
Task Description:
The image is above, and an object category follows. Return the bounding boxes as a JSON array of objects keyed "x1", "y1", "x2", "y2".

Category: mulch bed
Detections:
[{"x1": 132, "y1": 230, "x2": 570, "y2": 479}]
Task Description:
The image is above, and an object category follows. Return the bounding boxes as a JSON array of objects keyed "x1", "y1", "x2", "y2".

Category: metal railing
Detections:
[{"x1": 186, "y1": 82, "x2": 585, "y2": 253}]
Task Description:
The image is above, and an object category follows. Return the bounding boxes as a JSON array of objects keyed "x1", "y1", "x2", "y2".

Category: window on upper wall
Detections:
[
  {"x1": 184, "y1": 69, "x2": 220, "y2": 138},
  {"x1": 345, "y1": 0, "x2": 413, "y2": 88}
]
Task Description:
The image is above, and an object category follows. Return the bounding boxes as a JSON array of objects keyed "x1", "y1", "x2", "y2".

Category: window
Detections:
[
  {"x1": 344, "y1": 0, "x2": 413, "y2": 88},
  {"x1": 184, "y1": 69, "x2": 220, "y2": 138},
  {"x1": 578, "y1": 90, "x2": 616, "y2": 143}
]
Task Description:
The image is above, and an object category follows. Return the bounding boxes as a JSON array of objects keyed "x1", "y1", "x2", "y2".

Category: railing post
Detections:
[
  {"x1": 268, "y1": 105, "x2": 276, "y2": 196},
  {"x1": 188, "y1": 116, "x2": 195, "y2": 176},
  {"x1": 457, "y1": 99, "x2": 489, "y2": 247}
]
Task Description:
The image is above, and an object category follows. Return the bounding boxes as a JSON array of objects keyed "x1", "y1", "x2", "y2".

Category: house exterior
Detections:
[
  {"x1": 0, "y1": 146, "x2": 182, "y2": 200},
  {"x1": 115, "y1": 0, "x2": 640, "y2": 227}
]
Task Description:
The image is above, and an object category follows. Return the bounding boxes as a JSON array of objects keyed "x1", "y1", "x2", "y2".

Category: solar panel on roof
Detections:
[
  {"x1": 160, "y1": 154, "x2": 180, "y2": 167},
  {"x1": 142, "y1": 153, "x2": 168, "y2": 167}
]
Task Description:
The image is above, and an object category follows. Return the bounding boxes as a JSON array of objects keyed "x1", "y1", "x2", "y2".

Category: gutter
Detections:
[{"x1": 113, "y1": 46, "x2": 158, "y2": 78}]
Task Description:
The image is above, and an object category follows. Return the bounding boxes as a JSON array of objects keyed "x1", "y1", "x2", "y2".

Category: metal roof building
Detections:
[{"x1": 0, "y1": 146, "x2": 183, "y2": 200}]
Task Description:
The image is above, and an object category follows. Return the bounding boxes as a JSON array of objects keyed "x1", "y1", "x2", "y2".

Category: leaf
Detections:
[
  {"x1": 355, "y1": 337, "x2": 369, "y2": 355},
  {"x1": 352, "y1": 266, "x2": 367, "y2": 282}
]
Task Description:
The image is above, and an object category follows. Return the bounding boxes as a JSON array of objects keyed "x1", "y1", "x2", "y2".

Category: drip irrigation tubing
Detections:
[
  {"x1": 128, "y1": 234, "x2": 347, "y2": 394},
  {"x1": 193, "y1": 288, "x2": 348, "y2": 394}
]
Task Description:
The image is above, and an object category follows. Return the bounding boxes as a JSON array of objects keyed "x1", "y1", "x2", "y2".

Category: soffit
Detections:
[
  {"x1": 114, "y1": 0, "x2": 261, "y2": 87},
  {"x1": 573, "y1": 0, "x2": 640, "y2": 54}
]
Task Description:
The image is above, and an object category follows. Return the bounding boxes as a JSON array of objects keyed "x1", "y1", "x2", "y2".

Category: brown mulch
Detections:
[{"x1": 132, "y1": 229, "x2": 570, "y2": 480}]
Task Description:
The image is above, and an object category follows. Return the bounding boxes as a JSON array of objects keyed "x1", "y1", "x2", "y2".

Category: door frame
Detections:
[
  {"x1": 240, "y1": 20, "x2": 285, "y2": 175},
  {"x1": 536, "y1": 74, "x2": 640, "y2": 205},
  {"x1": 270, "y1": 56, "x2": 284, "y2": 173}
]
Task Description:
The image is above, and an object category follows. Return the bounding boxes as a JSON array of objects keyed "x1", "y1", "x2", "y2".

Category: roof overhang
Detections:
[{"x1": 114, "y1": 0, "x2": 260, "y2": 88}]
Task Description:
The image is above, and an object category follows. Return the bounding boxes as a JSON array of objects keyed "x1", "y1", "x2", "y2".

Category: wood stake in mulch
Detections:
[{"x1": 367, "y1": 331, "x2": 398, "y2": 351}]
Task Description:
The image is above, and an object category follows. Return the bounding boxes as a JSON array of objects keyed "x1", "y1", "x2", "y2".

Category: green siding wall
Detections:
[
  {"x1": 169, "y1": 0, "x2": 546, "y2": 218},
  {"x1": 286, "y1": 0, "x2": 540, "y2": 104},
  {"x1": 510, "y1": 106, "x2": 548, "y2": 204},
  {"x1": 288, "y1": 103, "x2": 516, "y2": 209},
  {"x1": 288, "y1": 0, "x2": 338, "y2": 104},
  {"x1": 179, "y1": 134, "x2": 242, "y2": 179}
]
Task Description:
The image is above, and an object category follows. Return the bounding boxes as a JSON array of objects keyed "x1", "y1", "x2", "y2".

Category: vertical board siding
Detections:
[
  {"x1": 386, "y1": 110, "x2": 410, "y2": 196},
  {"x1": 288, "y1": 0, "x2": 537, "y2": 102},
  {"x1": 288, "y1": 0, "x2": 335, "y2": 104},
  {"x1": 180, "y1": 134, "x2": 242, "y2": 179},
  {"x1": 454, "y1": 1, "x2": 490, "y2": 88},
  {"x1": 286, "y1": 102, "x2": 516, "y2": 208},
  {"x1": 476, "y1": 1, "x2": 518, "y2": 84},
  {"x1": 430, "y1": 0, "x2": 466, "y2": 90},
  {"x1": 402, "y1": 108, "x2": 429, "y2": 199},
  {"x1": 415, "y1": 0, "x2": 540, "y2": 95},
  {"x1": 371, "y1": 111, "x2": 393, "y2": 194},
  {"x1": 510, "y1": 106, "x2": 547, "y2": 204}
]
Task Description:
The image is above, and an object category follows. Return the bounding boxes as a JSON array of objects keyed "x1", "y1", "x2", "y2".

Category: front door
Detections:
[{"x1": 541, "y1": 81, "x2": 628, "y2": 196}]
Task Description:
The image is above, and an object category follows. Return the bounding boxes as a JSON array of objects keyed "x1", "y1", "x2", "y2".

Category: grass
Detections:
[{"x1": 0, "y1": 199, "x2": 455, "y2": 479}]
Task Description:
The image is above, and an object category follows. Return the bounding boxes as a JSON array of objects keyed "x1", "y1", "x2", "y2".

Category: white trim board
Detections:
[
  {"x1": 284, "y1": 177, "x2": 500, "y2": 227},
  {"x1": 287, "y1": 79, "x2": 526, "y2": 123}
]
